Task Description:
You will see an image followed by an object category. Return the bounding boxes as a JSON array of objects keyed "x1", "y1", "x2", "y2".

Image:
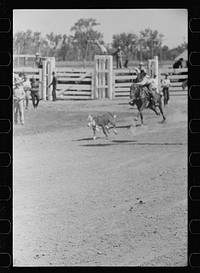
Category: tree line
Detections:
[{"x1": 13, "y1": 18, "x2": 187, "y2": 62}]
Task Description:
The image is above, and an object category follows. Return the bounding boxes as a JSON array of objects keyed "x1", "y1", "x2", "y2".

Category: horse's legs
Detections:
[
  {"x1": 158, "y1": 104, "x2": 166, "y2": 121},
  {"x1": 138, "y1": 102, "x2": 146, "y2": 125},
  {"x1": 149, "y1": 104, "x2": 160, "y2": 115}
]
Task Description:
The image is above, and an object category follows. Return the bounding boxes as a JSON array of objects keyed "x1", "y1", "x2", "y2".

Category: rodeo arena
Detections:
[{"x1": 13, "y1": 46, "x2": 188, "y2": 266}]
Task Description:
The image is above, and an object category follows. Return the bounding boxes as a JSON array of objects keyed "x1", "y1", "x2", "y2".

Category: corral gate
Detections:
[{"x1": 94, "y1": 55, "x2": 113, "y2": 99}]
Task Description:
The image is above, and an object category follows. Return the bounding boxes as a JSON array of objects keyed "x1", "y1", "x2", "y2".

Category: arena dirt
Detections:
[{"x1": 13, "y1": 96, "x2": 187, "y2": 266}]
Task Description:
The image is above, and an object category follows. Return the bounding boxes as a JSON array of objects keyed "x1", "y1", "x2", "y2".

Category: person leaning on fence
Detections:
[
  {"x1": 22, "y1": 74, "x2": 31, "y2": 109},
  {"x1": 113, "y1": 46, "x2": 124, "y2": 69},
  {"x1": 30, "y1": 77, "x2": 40, "y2": 109},
  {"x1": 173, "y1": 58, "x2": 183, "y2": 69},
  {"x1": 13, "y1": 79, "x2": 25, "y2": 125},
  {"x1": 48, "y1": 72, "x2": 57, "y2": 101},
  {"x1": 161, "y1": 73, "x2": 171, "y2": 103}
]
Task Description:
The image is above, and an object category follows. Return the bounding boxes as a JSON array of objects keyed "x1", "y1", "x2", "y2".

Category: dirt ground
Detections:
[{"x1": 13, "y1": 96, "x2": 187, "y2": 266}]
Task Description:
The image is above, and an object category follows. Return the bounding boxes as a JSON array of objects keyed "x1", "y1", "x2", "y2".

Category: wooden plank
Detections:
[
  {"x1": 170, "y1": 92, "x2": 187, "y2": 96},
  {"x1": 115, "y1": 75, "x2": 136, "y2": 80},
  {"x1": 114, "y1": 68, "x2": 138, "y2": 74},
  {"x1": 169, "y1": 87, "x2": 188, "y2": 91},
  {"x1": 115, "y1": 82, "x2": 134, "y2": 87},
  {"x1": 160, "y1": 68, "x2": 188, "y2": 74},
  {"x1": 96, "y1": 85, "x2": 108, "y2": 89},
  {"x1": 57, "y1": 77, "x2": 92, "y2": 82},
  {"x1": 58, "y1": 91, "x2": 92, "y2": 95},
  {"x1": 56, "y1": 67, "x2": 93, "y2": 73},
  {"x1": 56, "y1": 73, "x2": 92, "y2": 77},
  {"x1": 14, "y1": 68, "x2": 40, "y2": 73},
  {"x1": 160, "y1": 75, "x2": 187, "y2": 80},
  {"x1": 59, "y1": 95, "x2": 92, "y2": 100},
  {"x1": 57, "y1": 84, "x2": 92, "y2": 91}
]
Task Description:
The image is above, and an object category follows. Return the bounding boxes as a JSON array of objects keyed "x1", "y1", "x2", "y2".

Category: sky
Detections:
[{"x1": 13, "y1": 9, "x2": 188, "y2": 49}]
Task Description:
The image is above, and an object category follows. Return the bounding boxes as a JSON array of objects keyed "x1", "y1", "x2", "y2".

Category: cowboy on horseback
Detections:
[{"x1": 133, "y1": 68, "x2": 158, "y2": 107}]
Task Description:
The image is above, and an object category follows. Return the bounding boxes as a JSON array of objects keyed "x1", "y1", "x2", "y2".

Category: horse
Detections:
[
  {"x1": 182, "y1": 79, "x2": 188, "y2": 90},
  {"x1": 129, "y1": 83, "x2": 166, "y2": 125}
]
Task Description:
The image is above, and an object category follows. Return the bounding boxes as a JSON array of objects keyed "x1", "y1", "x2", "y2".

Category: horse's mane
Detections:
[{"x1": 130, "y1": 83, "x2": 148, "y2": 100}]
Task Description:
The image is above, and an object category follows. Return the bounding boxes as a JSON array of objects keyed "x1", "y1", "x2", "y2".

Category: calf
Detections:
[{"x1": 87, "y1": 112, "x2": 117, "y2": 139}]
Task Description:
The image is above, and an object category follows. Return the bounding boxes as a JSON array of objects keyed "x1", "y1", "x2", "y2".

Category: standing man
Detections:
[
  {"x1": 34, "y1": 53, "x2": 43, "y2": 68},
  {"x1": 48, "y1": 72, "x2": 57, "y2": 101},
  {"x1": 22, "y1": 74, "x2": 31, "y2": 109},
  {"x1": 161, "y1": 73, "x2": 171, "y2": 104},
  {"x1": 113, "y1": 46, "x2": 124, "y2": 69},
  {"x1": 13, "y1": 79, "x2": 25, "y2": 125},
  {"x1": 30, "y1": 77, "x2": 40, "y2": 109}
]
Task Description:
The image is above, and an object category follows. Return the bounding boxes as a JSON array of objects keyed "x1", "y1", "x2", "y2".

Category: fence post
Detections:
[
  {"x1": 154, "y1": 56, "x2": 159, "y2": 93},
  {"x1": 107, "y1": 56, "x2": 113, "y2": 100},
  {"x1": 42, "y1": 60, "x2": 47, "y2": 101},
  {"x1": 47, "y1": 57, "x2": 55, "y2": 101}
]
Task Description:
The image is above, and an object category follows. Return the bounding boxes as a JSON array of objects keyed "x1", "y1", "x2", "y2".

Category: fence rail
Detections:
[{"x1": 13, "y1": 56, "x2": 188, "y2": 101}]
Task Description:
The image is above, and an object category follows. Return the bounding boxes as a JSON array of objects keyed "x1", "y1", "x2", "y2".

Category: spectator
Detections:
[
  {"x1": 13, "y1": 79, "x2": 25, "y2": 125},
  {"x1": 48, "y1": 72, "x2": 57, "y2": 101},
  {"x1": 161, "y1": 73, "x2": 171, "y2": 104},
  {"x1": 124, "y1": 59, "x2": 129, "y2": 68},
  {"x1": 30, "y1": 77, "x2": 40, "y2": 109},
  {"x1": 34, "y1": 53, "x2": 43, "y2": 68},
  {"x1": 173, "y1": 58, "x2": 183, "y2": 69},
  {"x1": 113, "y1": 46, "x2": 124, "y2": 69},
  {"x1": 22, "y1": 74, "x2": 31, "y2": 109}
]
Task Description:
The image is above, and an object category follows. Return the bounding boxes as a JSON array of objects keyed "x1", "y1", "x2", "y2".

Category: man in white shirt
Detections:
[
  {"x1": 13, "y1": 79, "x2": 25, "y2": 125},
  {"x1": 22, "y1": 74, "x2": 31, "y2": 109},
  {"x1": 161, "y1": 73, "x2": 171, "y2": 103}
]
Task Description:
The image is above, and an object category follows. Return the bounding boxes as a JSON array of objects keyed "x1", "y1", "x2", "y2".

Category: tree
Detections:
[
  {"x1": 139, "y1": 28, "x2": 164, "y2": 60},
  {"x1": 45, "y1": 32, "x2": 62, "y2": 57},
  {"x1": 70, "y1": 18, "x2": 104, "y2": 61},
  {"x1": 112, "y1": 32, "x2": 139, "y2": 60}
]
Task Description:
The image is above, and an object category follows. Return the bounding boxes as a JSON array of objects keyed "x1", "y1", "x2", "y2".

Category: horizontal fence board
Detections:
[
  {"x1": 58, "y1": 91, "x2": 91, "y2": 95},
  {"x1": 114, "y1": 69, "x2": 138, "y2": 74},
  {"x1": 59, "y1": 95, "x2": 92, "y2": 100},
  {"x1": 115, "y1": 93, "x2": 130, "y2": 97},
  {"x1": 170, "y1": 92, "x2": 187, "y2": 96},
  {"x1": 115, "y1": 82, "x2": 133, "y2": 87},
  {"x1": 57, "y1": 84, "x2": 92, "y2": 91},
  {"x1": 56, "y1": 68, "x2": 93, "y2": 73},
  {"x1": 115, "y1": 87, "x2": 131, "y2": 92},
  {"x1": 169, "y1": 87, "x2": 188, "y2": 91},
  {"x1": 56, "y1": 72, "x2": 92, "y2": 77},
  {"x1": 57, "y1": 77, "x2": 92, "y2": 82},
  {"x1": 161, "y1": 75, "x2": 188, "y2": 80},
  {"x1": 14, "y1": 67, "x2": 41, "y2": 72},
  {"x1": 115, "y1": 75, "x2": 136, "y2": 80},
  {"x1": 160, "y1": 68, "x2": 188, "y2": 74}
]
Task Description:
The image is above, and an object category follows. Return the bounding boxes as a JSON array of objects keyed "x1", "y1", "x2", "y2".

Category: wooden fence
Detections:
[
  {"x1": 13, "y1": 67, "x2": 43, "y2": 97},
  {"x1": 13, "y1": 55, "x2": 188, "y2": 101},
  {"x1": 56, "y1": 68, "x2": 94, "y2": 100}
]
